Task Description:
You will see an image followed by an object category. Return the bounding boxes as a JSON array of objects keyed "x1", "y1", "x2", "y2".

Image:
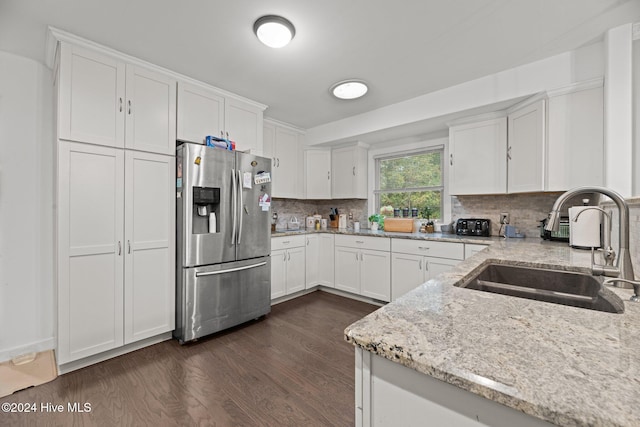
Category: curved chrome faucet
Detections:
[
  {"x1": 573, "y1": 206, "x2": 614, "y2": 266},
  {"x1": 546, "y1": 186, "x2": 637, "y2": 301}
]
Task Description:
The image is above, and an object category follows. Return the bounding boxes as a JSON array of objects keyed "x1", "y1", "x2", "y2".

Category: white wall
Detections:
[{"x1": 0, "y1": 51, "x2": 54, "y2": 361}]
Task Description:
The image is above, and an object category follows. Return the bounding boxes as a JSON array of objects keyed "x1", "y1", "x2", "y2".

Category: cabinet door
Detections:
[
  {"x1": 449, "y1": 117, "x2": 507, "y2": 195},
  {"x1": 391, "y1": 253, "x2": 425, "y2": 301},
  {"x1": 225, "y1": 97, "x2": 263, "y2": 154},
  {"x1": 305, "y1": 235, "x2": 319, "y2": 288},
  {"x1": 57, "y1": 142, "x2": 124, "y2": 363},
  {"x1": 335, "y1": 246, "x2": 360, "y2": 294},
  {"x1": 547, "y1": 86, "x2": 604, "y2": 191},
  {"x1": 507, "y1": 100, "x2": 545, "y2": 193},
  {"x1": 176, "y1": 82, "x2": 225, "y2": 144},
  {"x1": 331, "y1": 146, "x2": 355, "y2": 199},
  {"x1": 58, "y1": 43, "x2": 125, "y2": 147},
  {"x1": 273, "y1": 126, "x2": 300, "y2": 198},
  {"x1": 425, "y1": 257, "x2": 459, "y2": 280},
  {"x1": 125, "y1": 66, "x2": 176, "y2": 155},
  {"x1": 305, "y1": 150, "x2": 332, "y2": 199},
  {"x1": 318, "y1": 234, "x2": 335, "y2": 287},
  {"x1": 286, "y1": 247, "x2": 306, "y2": 294},
  {"x1": 271, "y1": 249, "x2": 286, "y2": 299},
  {"x1": 124, "y1": 151, "x2": 175, "y2": 344},
  {"x1": 361, "y1": 249, "x2": 391, "y2": 302}
]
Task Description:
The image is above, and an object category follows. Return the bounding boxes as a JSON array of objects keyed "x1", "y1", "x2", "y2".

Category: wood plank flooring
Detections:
[{"x1": 2, "y1": 291, "x2": 377, "y2": 426}]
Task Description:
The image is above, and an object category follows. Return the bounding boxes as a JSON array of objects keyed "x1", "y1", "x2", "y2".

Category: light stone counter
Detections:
[{"x1": 345, "y1": 238, "x2": 640, "y2": 427}]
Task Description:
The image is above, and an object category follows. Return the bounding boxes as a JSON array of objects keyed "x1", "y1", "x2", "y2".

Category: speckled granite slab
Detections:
[{"x1": 345, "y1": 239, "x2": 640, "y2": 427}]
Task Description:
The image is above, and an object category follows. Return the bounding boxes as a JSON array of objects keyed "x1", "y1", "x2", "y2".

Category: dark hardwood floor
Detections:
[{"x1": 2, "y1": 291, "x2": 377, "y2": 426}]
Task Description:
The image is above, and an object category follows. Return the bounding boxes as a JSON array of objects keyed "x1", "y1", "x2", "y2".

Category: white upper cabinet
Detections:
[
  {"x1": 331, "y1": 145, "x2": 368, "y2": 199},
  {"x1": 507, "y1": 99, "x2": 545, "y2": 193},
  {"x1": 177, "y1": 81, "x2": 264, "y2": 154},
  {"x1": 125, "y1": 65, "x2": 176, "y2": 155},
  {"x1": 305, "y1": 149, "x2": 332, "y2": 199},
  {"x1": 58, "y1": 42, "x2": 176, "y2": 155},
  {"x1": 546, "y1": 83, "x2": 604, "y2": 191},
  {"x1": 263, "y1": 120, "x2": 303, "y2": 198},
  {"x1": 58, "y1": 43, "x2": 126, "y2": 148},
  {"x1": 176, "y1": 82, "x2": 224, "y2": 144},
  {"x1": 449, "y1": 117, "x2": 507, "y2": 195}
]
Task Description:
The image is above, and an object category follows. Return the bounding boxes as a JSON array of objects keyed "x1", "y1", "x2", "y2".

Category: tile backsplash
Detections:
[
  {"x1": 271, "y1": 198, "x2": 368, "y2": 230},
  {"x1": 452, "y1": 193, "x2": 565, "y2": 237}
]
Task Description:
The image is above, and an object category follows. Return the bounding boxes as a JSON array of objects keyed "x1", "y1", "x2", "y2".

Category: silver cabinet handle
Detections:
[
  {"x1": 277, "y1": 158, "x2": 280, "y2": 167},
  {"x1": 127, "y1": 240, "x2": 131, "y2": 254},
  {"x1": 221, "y1": 130, "x2": 224, "y2": 139},
  {"x1": 119, "y1": 97, "x2": 123, "y2": 112},
  {"x1": 328, "y1": 171, "x2": 330, "y2": 180},
  {"x1": 355, "y1": 252, "x2": 358, "y2": 261},
  {"x1": 507, "y1": 146, "x2": 512, "y2": 160},
  {"x1": 425, "y1": 261, "x2": 429, "y2": 271},
  {"x1": 450, "y1": 153, "x2": 453, "y2": 166},
  {"x1": 273, "y1": 157, "x2": 276, "y2": 167},
  {"x1": 282, "y1": 241, "x2": 290, "y2": 245},
  {"x1": 283, "y1": 253, "x2": 286, "y2": 262},
  {"x1": 118, "y1": 241, "x2": 122, "y2": 255},
  {"x1": 418, "y1": 246, "x2": 430, "y2": 250},
  {"x1": 352, "y1": 166, "x2": 356, "y2": 176},
  {"x1": 307, "y1": 239, "x2": 310, "y2": 246},
  {"x1": 355, "y1": 240, "x2": 364, "y2": 244},
  {"x1": 226, "y1": 131, "x2": 230, "y2": 140},
  {"x1": 288, "y1": 252, "x2": 291, "y2": 261},
  {"x1": 128, "y1": 100, "x2": 131, "y2": 115},
  {"x1": 419, "y1": 259, "x2": 422, "y2": 270}
]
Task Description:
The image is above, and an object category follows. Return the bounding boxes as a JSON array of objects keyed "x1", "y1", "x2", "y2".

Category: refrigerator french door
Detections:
[{"x1": 175, "y1": 143, "x2": 271, "y2": 343}]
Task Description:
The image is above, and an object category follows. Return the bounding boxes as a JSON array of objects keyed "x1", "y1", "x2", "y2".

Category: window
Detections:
[{"x1": 374, "y1": 148, "x2": 444, "y2": 220}]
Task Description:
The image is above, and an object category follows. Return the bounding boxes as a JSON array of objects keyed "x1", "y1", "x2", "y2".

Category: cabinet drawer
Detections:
[
  {"x1": 334, "y1": 234, "x2": 390, "y2": 251},
  {"x1": 465, "y1": 243, "x2": 489, "y2": 259},
  {"x1": 391, "y1": 238, "x2": 464, "y2": 260},
  {"x1": 271, "y1": 235, "x2": 306, "y2": 251}
]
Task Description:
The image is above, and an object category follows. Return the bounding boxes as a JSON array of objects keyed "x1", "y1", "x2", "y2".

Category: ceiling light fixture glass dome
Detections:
[
  {"x1": 331, "y1": 80, "x2": 368, "y2": 100},
  {"x1": 253, "y1": 15, "x2": 296, "y2": 48}
]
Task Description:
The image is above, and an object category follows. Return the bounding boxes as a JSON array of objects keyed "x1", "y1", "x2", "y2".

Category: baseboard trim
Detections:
[
  {"x1": 271, "y1": 287, "x2": 385, "y2": 307},
  {"x1": 58, "y1": 332, "x2": 172, "y2": 374},
  {"x1": 0, "y1": 337, "x2": 55, "y2": 363}
]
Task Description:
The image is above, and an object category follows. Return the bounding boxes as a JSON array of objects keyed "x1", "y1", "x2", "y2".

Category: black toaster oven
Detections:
[{"x1": 455, "y1": 218, "x2": 491, "y2": 237}]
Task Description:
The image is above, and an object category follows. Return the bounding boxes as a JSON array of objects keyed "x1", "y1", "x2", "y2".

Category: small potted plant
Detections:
[
  {"x1": 421, "y1": 206, "x2": 435, "y2": 233},
  {"x1": 368, "y1": 214, "x2": 384, "y2": 231}
]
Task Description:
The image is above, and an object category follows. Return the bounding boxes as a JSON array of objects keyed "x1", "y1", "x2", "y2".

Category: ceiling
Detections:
[{"x1": 1, "y1": 0, "x2": 638, "y2": 135}]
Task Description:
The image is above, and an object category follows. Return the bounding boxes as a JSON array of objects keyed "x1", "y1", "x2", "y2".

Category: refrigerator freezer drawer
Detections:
[{"x1": 175, "y1": 257, "x2": 271, "y2": 343}]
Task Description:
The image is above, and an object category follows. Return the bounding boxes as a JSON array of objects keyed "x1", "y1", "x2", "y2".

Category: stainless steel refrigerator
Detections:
[{"x1": 175, "y1": 142, "x2": 272, "y2": 343}]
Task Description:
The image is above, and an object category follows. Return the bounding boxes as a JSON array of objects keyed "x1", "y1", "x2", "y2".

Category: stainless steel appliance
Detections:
[
  {"x1": 175, "y1": 142, "x2": 272, "y2": 343},
  {"x1": 540, "y1": 217, "x2": 570, "y2": 242},
  {"x1": 455, "y1": 218, "x2": 491, "y2": 237}
]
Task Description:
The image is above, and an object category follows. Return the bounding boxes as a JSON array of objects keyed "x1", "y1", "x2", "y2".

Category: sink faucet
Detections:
[{"x1": 546, "y1": 186, "x2": 639, "y2": 301}]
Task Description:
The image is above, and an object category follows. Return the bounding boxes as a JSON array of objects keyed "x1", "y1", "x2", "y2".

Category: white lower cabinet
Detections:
[
  {"x1": 391, "y1": 239, "x2": 463, "y2": 301},
  {"x1": 334, "y1": 235, "x2": 391, "y2": 302},
  {"x1": 271, "y1": 236, "x2": 306, "y2": 299},
  {"x1": 465, "y1": 243, "x2": 489, "y2": 259},
  {"x1": 306, "y1": 234, "x2": 335, "y2": 288},
  {"x1": 57, "y1": 141, "x2": 175, "y2": 364}
]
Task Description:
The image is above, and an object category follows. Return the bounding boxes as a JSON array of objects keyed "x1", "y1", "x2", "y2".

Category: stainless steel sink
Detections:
[{"x1": 456, "y1": 263, "x2": 624, "y2": 313}]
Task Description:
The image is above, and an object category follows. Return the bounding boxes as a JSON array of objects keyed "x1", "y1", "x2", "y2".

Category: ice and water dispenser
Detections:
[{"x1": 192, "y1": 186, "x2": 220, "y2": 234}]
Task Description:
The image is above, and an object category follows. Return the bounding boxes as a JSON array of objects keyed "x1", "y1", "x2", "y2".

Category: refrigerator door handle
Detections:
[
  {"x1": 195, "y1": 261, "x2": 267, "y2": 277},
  {"x1": 231, "y1": 168, "x2": 237, "y2": 245},
  {"x1": 237, "y1": 169, "x2": 244, "y2": 244}
]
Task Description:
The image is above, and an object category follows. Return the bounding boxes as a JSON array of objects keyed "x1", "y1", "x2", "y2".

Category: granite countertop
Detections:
[
  {"x1": 271, "y1": 227, "x2": 497, "y2": 245},
  {"x1": 344, "y1": 238, "x2": 640, "y2": 427}
]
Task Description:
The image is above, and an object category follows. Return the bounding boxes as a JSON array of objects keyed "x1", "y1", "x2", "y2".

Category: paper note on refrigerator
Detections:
[
  {"x1": 259, "y1": 193, "x2": 271, "y2": 211},
  {"x1": 243, "y1": 172, "x2": 252, "y2": 189}
]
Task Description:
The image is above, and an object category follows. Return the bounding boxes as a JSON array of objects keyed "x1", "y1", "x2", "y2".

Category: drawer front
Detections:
[
  {"x1": 465, "y1": 243, "x2": 489, "y2": 259},
  {"x1": 334, "y1": 234, "x2": 390, "y2": 251},
  {"x1": 271, "y1": 235, "x2": 306, "y2": 251},
  {"x1": 391, "y1": 238, "x2": 464, "y2": 260}
]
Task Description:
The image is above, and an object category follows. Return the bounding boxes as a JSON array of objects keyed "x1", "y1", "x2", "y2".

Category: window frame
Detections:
[{"x1": 373, "y1": 146, "x2": 445, "y2": 219}]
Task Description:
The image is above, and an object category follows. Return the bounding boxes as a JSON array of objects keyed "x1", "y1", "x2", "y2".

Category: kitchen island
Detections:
[{"x1": 345, "y1": 238, "x2": 640, "y2": 427}]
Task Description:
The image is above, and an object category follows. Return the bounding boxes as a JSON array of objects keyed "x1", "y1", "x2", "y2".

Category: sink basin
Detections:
[{"x1": 456, "y1": 263, "x2": 624, "y2": 313}]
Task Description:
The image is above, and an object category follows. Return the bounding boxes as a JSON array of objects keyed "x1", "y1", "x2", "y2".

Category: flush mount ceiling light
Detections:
[
  {"x1": 253, "y1": 15, "x2": 296, "y2": 48},
  {"x1": 331, "y1": 80, "x2": 369, "y2": 100}
]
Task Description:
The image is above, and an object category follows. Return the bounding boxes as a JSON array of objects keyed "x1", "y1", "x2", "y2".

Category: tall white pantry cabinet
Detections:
[{"x1": 54, "y1": 40, "x2": 176, "y2": 365}]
